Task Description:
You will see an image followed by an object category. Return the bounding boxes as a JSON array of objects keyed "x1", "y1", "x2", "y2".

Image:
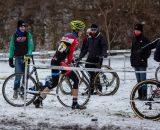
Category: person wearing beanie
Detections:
[
  {"x1": 130, "y1": 23, "x2": 151, "y2": 100},
  {"x1": 8, "y1": 19, "x2": 33, "y2": 99},
  {"x1": 77, "y1": 24, "x2": 107, "y2": 94}
]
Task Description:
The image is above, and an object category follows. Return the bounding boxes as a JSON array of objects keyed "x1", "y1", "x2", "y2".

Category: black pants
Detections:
[
  {"x1": 85, "y1": 58, "x2": 103, "y2": 93},
  {"x1": 50, "y1": 59, "x2": 79, "y2": 89}
]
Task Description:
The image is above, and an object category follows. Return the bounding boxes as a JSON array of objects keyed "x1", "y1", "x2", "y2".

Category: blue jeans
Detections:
[
  {"x1": 134, "y1": 67, "x2": 147, "y2": 91},
  {"x1": 14, "y1": 56, "x2": 25, "y2": 90}
]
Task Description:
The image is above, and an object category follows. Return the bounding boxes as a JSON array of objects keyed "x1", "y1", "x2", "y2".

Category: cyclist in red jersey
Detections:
[{"x1": 33, "y1": 20, "x2": 86, "y2": 109}]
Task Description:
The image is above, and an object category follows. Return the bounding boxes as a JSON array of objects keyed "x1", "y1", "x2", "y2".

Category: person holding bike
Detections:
[
  {"x1": 130, "y1": 23, "x2": 151, "y2": 100},
  {"x1": 33, "y1": 20, "x2": 86, "y2": 109},
  {"x1": 76, "y1": 24, "x2": 107, "y2": 95},
  {"x1": 9, "y1": 19, "x2": 33, "y2": 99}
]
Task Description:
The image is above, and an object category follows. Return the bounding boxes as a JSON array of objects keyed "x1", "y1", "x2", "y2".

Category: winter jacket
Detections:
[
  {"x1": 9, "y1": 32, "x2": 33, "y2": 58},
  {"x1": 79, "y1": 32, "x2": 107, "y2": 59},
  {"x1": 130, "y1": 35, "x2": 151, "y2": 67}
]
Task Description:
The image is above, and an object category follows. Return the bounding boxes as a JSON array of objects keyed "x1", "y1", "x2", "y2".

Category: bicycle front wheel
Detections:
[
  {"x1": 56, "y1": 75, "x2": 90, "y2": 107},
  {"x1": 2, "y1": 73, "x2": 38, "y2": 107},
  {"x1": 130, "y1": 79, "x2": 160, "y2": 120},
  {"x1": 94, "y1": 65, "x2": 120, "y2": 96}
]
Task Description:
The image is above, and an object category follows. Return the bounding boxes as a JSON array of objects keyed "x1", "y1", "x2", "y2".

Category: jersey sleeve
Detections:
[
  {"x1": 27, "y1": 32, "x2": 34, "y2": 55},
  {"x1": 9, "y1": 34, "x2": 15, "y2": 58}
]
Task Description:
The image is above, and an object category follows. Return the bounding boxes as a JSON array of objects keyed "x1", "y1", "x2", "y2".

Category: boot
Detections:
[
  {"x1": 33, "y1": 96, "x2": 43, "y2": 108},
  {"x1": 141, "y1": 89, "x2": 147, "y2": 100},
  {"x1": 72, "y1": 103, "x2": 86, "y2": 110},
  {"x1": 13, "y1": 90, "x2": 19, "y2": 99},
  {"x1": 137, "y1": 88, "x2": 142, "y2": 100}
]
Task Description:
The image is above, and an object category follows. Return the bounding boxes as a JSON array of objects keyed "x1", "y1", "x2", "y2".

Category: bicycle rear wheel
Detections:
[
  {"x1": 94, "y1": 65, "x2": 120, "y2": 96},
  {"x1": 130, "y1": 79, "x2": 160, "y2": 120},
  {"x1": 56, "y1": 75, "x2": 90, "y2": 107},
  {"x1": 2, "y1": 73, "x2": 38, "y2": 107}
]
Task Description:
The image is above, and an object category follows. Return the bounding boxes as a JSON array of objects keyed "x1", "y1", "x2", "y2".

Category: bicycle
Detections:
[
  {"x1": 130, "y1": 64, "x2": 160, "y2": 120},
  {"x1": 130, "y1": 79, "x2": 160, "y2": 120},
  {"x1": 2, "y1": 55, "x2": 90, "y2": 108},
  {"x1": 60, "y1": 60, "x2": 120, "y2": 96}
]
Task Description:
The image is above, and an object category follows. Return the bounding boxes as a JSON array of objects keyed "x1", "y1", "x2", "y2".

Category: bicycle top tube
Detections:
[
  {"x1": 79, "y1": 61, "x2": 100, "y2": 66},
  {"x1": 52, "y1": 72, "x2": 62, "y2": 76}
]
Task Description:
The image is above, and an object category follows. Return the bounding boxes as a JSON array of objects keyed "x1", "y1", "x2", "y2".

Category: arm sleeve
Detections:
[
  {"x1": 9, "y1": 35, "x2": 15, "y2": 58},
  {"x1": 67, "y1": 43, "x2": 75, "y2": 64},
  {"x1": 100, "y1": 36, "x2": 107, "y2": 56},
  {"x1": 27, "y1": 32, "x2": 34, "y2": 55},
  {"x1": 142, "y1": 38, "x2": 160, "y2": 51},
  {"x1": 142, "y1": 38, "x2": 151, "y2": 59}
]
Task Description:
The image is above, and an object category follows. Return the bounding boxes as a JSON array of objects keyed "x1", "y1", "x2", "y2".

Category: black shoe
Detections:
[
  {"x1": 33, "y1": 97, "x2": 43, "y2": 108},
  {"x1": 72, "y1": 103, "x2": 86, "y2": 110}
]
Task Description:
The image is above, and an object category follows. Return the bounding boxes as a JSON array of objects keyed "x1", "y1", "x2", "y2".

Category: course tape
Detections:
[{"x1": 30, "y1": 64, "x2": 154, "y2": 73}]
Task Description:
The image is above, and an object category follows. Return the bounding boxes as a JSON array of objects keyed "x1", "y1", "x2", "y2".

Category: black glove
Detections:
[
  {"x1": 9, "y1": 58, "x2": 15, "y2": 68},
  {"x1": 28, "y1": 58, "x2": 30, "y2": 64},
  {"x1": 75, "y1": 57, "x2": 81, "y2": 63},
  {"x1": 104, "y1": 53, "x2": 108, "y2": 58},
  {"x1": 98, "y1": 56, "x2": 103, "y2": 67}
]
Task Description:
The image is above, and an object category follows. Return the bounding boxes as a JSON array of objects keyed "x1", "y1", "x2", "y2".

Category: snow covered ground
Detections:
[{"x1": 0, "y1": 54, "x2": 160, "y2": 130}]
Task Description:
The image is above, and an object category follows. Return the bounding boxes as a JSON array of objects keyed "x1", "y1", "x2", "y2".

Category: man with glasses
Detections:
[
  {"x1": 8, "y1": 19, "x2": 33, "y2": 99},
  {"x1": 77, "y1": 24, "x2": 107, "y2": 94}
]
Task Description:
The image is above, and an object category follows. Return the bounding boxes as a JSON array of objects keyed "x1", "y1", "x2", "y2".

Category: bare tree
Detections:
[{"x1": 93, "y1": 0, "x2": 118, "y2": 56}]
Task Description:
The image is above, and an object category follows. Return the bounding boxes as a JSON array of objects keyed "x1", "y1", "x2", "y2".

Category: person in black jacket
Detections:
[
  {"x1": 130, "y1": 23, "x2": 151, "y2": 100},
  {"x1": 77, "y1": 24, "x2": 107, "y2": 94}
]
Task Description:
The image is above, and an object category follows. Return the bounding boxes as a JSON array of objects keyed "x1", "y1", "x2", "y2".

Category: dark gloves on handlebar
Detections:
[
  {"x1": 104, "y1": 53, "x2": 108, "y2": 58},
  {"x1": 9, "y1": 58, "x2": 15, "y2": 68},
  {"x1": 75, "y1": 57, "x2": 82, "y2": 63}
]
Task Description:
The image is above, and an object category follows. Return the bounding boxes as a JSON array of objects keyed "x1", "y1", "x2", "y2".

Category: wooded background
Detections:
[{"x1": 0, "y1": 0, "x2": 160, "y2": 52}]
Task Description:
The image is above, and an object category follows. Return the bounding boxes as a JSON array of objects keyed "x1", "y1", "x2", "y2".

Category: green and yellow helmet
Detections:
[{"x1": 70, "y1": 20, "x2": 85, "y2": 30}]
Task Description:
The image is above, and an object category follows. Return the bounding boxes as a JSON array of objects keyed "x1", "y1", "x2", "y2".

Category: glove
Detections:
[
  {"x1": 104, "y1": 53, "x2": 108, "y2": 58},
  {"x1": 75, "y1": 57, "x2": 81, "y2": 63},
  {"x1": 28, "y1": 58, "x2": 30, "y2": 64},
  {"x1": 98, "y1": 56, "x2": 103, "y2": 67},
  {"x1": 9, "y1": 58, "x2": 15, "y2": 68}
]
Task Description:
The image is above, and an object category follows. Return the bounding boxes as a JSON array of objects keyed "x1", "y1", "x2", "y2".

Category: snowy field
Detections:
[{"x1": 0, "y1": 54, "x2": 160, "y2": 130}]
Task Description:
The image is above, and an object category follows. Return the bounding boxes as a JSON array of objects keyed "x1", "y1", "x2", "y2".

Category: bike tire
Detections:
[
  {"x1": 2, "y1": 73, "x2": 38, "y2": 107},
  {"x1": 155, "y1": 66, "x2": 160, "y2": 81},
  {"x1": 130, "y1": 79, "x2": 160, "y2": 120},
  {"x1": 94, "y1": 65, "x2": 120, "y2": 96},
  {"x1": 56, "y1": 75, "x2": 90, "y2": 107}
]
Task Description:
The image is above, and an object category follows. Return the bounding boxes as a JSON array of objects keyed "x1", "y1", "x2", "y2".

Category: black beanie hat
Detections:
[
  {"x1": 134, "y1": 24, "x2": 143, "y2": 32},
  {"x1": 91, "y1": 24, "x2": 98, "y2": 29},
  {"x1": 17, "y1": 20, "x2": 26, "y2": 27}
]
